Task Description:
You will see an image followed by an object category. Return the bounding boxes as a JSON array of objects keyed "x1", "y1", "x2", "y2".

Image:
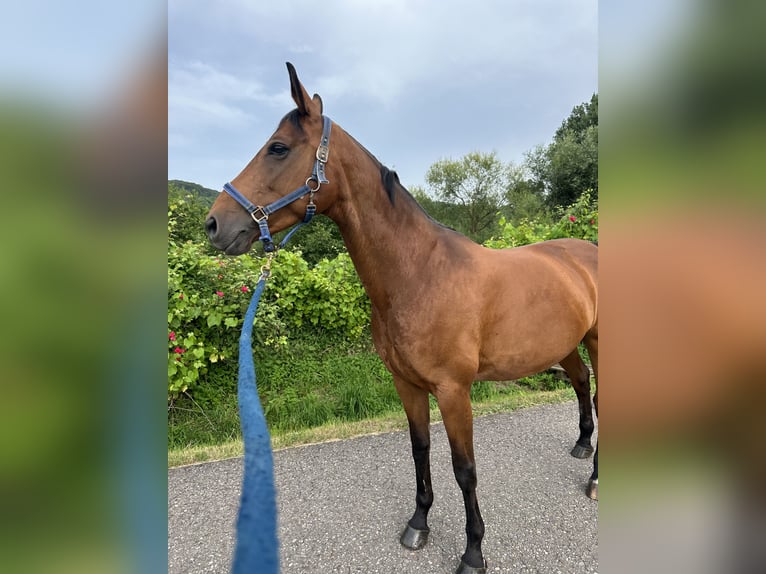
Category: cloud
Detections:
[
  {"x1": 188, "y1": 0, "x2": 595, "y2": 108},
  {"x1": 168, "y1": 59, "x2": 293, "y2": 149},
  {"x1": 169, "y1": 0, "x2": 597, "y2": 188},
  {"x1": 170, "y1": 61, "x2": 288, "y2": 114}
]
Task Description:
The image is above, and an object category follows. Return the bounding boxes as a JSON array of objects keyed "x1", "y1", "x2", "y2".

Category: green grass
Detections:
[
  {"x1": 168, "y1": 332, "x2": 580, "y2": 467},
  {"x1": 168, "y1": 386, "x2": 575, "y2": 467}
]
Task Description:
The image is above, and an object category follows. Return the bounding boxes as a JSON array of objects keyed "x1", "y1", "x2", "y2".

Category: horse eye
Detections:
[{"x1": 268, "y1": 142, "x2": 289, "y2": 157}]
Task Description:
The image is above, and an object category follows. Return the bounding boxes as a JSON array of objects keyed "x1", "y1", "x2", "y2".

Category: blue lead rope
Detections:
[
  {"x1": 231, "y1": 275, "x2": 279, "y2": 574},
  {"x1": 225, "y1": 116, "x2": 332, "y2": 574}
]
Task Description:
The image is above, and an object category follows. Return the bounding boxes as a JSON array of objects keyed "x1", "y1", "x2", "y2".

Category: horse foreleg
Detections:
[
  {"x1": 437, "y1": 386, "x2": 487, "y2": 574},
  {"x1": 560, "y1": 348, "x2": 595, "y2": 459},
  {"x1": 395, "y1": 377, "x2": 433, "y2": 550}
]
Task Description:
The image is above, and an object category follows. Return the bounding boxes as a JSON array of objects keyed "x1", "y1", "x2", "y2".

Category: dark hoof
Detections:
[
  {"x1": 570, "y1": 443, "x2": 594, "y2": 459},
  {"x1": 400, "y1": 524, "x2": 429, "y2": 550},
  {"x1": 456, "y1": 558, "x2": 487, "y2": 574},
  {"x1": 587, "y1": 478, "x2": 598, "y2": 500}
]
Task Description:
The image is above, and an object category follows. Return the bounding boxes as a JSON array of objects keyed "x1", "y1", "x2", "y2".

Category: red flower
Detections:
[
  {"x1": 590, "y1": 219, "x2": 595, "y2": 225},
  {"x1": 169, "y1": 331, "x2": 176, "y2": 341},
  {"x1": 568, "y1": 215, "x2": 577, "y2": 222},
  {"x1": 215, "y1": 291, "x2": 224, "y2": 297},
  {"x1": 240, "y1": 286, "x2": 249, "y2": 293},
  {"x1": 174, "y1": 347, "x2": 186, "y2": 354},
  {"x1": 179, "y1": 293, "x2": 185, "y2": 299}
]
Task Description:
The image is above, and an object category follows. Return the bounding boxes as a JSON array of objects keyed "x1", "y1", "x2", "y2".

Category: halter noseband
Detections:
[{"x1": 222, "y1": 115, "x2": 333, "y2": 253}]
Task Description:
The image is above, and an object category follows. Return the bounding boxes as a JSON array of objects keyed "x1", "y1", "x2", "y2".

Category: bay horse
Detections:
[{"x1": 206, "y1": 63, "x2": 598, "y2": 574}]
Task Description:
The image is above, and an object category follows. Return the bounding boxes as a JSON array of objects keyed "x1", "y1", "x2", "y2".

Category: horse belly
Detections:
[
  {"x1": 475, "y1": 348, "x2": 571, "y2": 381},
  {"x1": 474, "y1": 301, "x2": 590, "y2": 381},
  {"x1": 474, "y1": 244, "x2": 597, "y2": 380}
]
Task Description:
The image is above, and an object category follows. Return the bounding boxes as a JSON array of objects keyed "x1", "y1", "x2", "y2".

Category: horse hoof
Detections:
[
  {"x1": 400, "y1": 524, "x2": 429, "y2": 550},
  {"x1": 456, "y1": 558, "x2": 487, "y2": 574},
  {"x1": 570, "y1": 444, "x2": 594, "y2": 459},
  {"x1": 587, "y1": 478, "x2": 598, "y2": 500}
]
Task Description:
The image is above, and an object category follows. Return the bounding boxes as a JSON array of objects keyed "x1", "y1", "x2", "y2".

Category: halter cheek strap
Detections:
[{"x1": 221, "y1": 115, "x2": 332, "y2": 253}]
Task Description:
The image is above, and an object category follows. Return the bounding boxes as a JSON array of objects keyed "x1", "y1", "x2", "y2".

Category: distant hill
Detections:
[{"x1": 169, "y1": 180, "x2": 219, "y2": 207}]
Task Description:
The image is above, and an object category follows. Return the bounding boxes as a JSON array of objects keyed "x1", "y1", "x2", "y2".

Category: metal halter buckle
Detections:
[
  {"x1": 316, "y1": 143, "x2": 329, "y2": 163},
  {"x1": 305, "y1": 176, "x2": 321, "y2": 193},
  {"x1": 250, "y1": 206, "x2": 269, "y2": 223}
]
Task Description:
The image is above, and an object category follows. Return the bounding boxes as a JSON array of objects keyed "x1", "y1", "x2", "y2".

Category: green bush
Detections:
[
  {"x1": 168, "y1": 186, "x2": 214, "y2": 246},
  {"x1": 267, "y1": 251, "x2": 370, "y2": 338},
  {"x1": 485, "y1": 190, "x2": 598, "y2": 248},
  {"x1": 167, "y1": 239, "x2": 275, "y2": 397},
  {"x1": 168, "y1": 240, "x2": 370, "y2": 399}
]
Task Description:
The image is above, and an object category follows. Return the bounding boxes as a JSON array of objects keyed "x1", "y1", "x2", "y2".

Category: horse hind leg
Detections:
[
  {"x1": 588, "y1": 439, "x2": 598, "y2": 500},
  {"x1": 559, "y1": 348, "x2": 595, "y2": 459},
  {"x1": 583, "y1": 328, "x2": 599, "y2": 500},
  {"x1": 585, "y1": 391, "x2": 598, "y2": 500}
]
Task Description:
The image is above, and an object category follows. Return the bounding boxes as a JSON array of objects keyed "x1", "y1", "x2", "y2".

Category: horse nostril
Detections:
[{"x1": 205, "y1": 216, "x2": 218, "y2": 239}]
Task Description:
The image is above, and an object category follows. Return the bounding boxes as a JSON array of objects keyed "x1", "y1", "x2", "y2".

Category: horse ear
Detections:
[
  {"x1": 312, "y1": 93, "x2": 323, "y2": 115},
  {"x1": 286, "y1": 62, "x2": 314, "y2": 116}
]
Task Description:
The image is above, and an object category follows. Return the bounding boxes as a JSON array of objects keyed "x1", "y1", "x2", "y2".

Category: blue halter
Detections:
[{"x1": 222, "y1": 115, "x2": 332, "y2": 252}]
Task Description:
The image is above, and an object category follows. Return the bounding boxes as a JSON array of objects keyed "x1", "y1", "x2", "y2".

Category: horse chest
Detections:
[
  {"x1": 371, "y1": 306, "x2": 477, "y2": 386},
  {"x1": 371, "y1": 314, "x2": 420, "y2": 372}
]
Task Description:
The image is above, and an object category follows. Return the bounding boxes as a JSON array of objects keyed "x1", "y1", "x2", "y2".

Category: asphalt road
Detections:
[{"x1": 168, "y1": 401, "x2": 598, "y2": 573}]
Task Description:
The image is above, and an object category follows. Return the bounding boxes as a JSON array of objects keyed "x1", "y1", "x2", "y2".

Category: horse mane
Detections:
[
  {"x1": 344, "y1": 133, "x2": 397, "y2": 205},
  {"x1": 380, "y1": 165, "x2": 399, "y2": 206},
  {"x1": 345, "y1": 130, "x2": 461, "y2": 233}
]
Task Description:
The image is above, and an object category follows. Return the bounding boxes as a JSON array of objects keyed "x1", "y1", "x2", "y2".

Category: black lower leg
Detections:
[
  {"x1": 408, "y1": 431, "x2": 433, "y2": 531},
  {"x1": 401, "y1": 423, "x2": 433, "y2": 550},
  {"x1": 577, "y1": 398, "x2": 595, "y2": 445},
  {"x1": 564, "y1": 352, "x2": 594, "y2": 458},
  {"x1": 587, "y1": 443, "x2": 599, "y2": 499},
  {"x1": 571, "y1": 397, "x2": 595, "y2": 458},
  {"x1": 453, "y1": 455, "x2": 485, "y2": 570}
]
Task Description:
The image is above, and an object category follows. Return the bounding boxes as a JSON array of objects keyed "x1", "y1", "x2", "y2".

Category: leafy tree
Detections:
[
  {"x1": 527, "y1": 94, "x2": 598, "y2": 209},
  {"x1": 545, "y1": 124, "x2": 598, "y2": 207},
  {"x1": 554, "y1": 94, "x2": 599, "y2": 143},
  {"x1": 410, "y1": 185, "x2": 464, "y2": 232},
  {"x1": 502, "y1": 163, "x2": 549, "y2": 224},
  {"x1": 425, "y1": 152, "x2": 508, "y2": 242}
]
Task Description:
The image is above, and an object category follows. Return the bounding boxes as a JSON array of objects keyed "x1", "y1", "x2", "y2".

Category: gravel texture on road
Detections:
[{"x1": 169, "y1": 401, "x2": 598, "y2": 573}]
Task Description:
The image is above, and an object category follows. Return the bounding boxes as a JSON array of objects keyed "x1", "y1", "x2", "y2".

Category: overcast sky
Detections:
[{"x1": 168, "y1": 0, "x2": 597, "y2": 192}]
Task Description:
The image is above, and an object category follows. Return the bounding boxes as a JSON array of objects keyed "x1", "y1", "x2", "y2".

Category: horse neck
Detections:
[{"x1": 324, "y1": 128, "x2": 443, "y2": 306}]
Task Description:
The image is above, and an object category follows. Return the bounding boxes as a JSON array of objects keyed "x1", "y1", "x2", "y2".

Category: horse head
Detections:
[{"x1": 205, "y1": 63, "x2": 336, "y2": 255}]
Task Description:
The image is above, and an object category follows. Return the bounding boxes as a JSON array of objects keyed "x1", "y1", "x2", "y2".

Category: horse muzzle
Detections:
[{"x1": 205, "y1": 214, "x2": 257, "y2": 255}]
